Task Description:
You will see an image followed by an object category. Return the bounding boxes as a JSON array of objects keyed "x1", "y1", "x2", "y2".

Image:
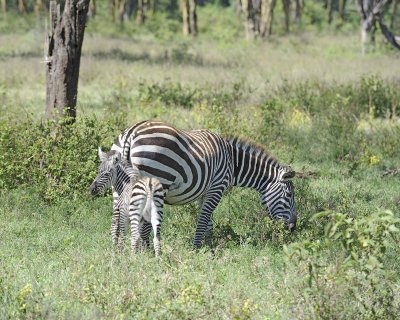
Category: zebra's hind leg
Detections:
[
  {"x1": 130, "y1": 203, "x2": 142, "y2": 254},
  {"x1": 139, "y1": 221, "x2": 152, "y2": 249},
  {"x1": 151, "y1": 203, "x2": 163, "y2": 257}
]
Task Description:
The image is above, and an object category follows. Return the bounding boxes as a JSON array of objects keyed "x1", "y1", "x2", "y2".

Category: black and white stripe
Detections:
[
  {"x1": 110, "y1": 120, "x2": 297, "y2": 248},
  {"x1": 89, "y1": 150, "x2": 164, "y2": 255}
]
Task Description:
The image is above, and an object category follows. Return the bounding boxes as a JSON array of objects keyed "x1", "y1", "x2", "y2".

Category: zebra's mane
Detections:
[
  {"x1": 117, "y1": 159, "x2": 140, "y2": 179},
  {"x1": 226, "y1": 137, "x2": 281, "y2": 167}
]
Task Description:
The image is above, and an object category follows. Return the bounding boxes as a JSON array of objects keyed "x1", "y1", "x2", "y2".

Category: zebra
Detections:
[
  {"x1": 108, "y1": 120, "x2": 297, "y2": 248},
  {"x1": 89, "y1": 149, "x2": 165, "y2": 255}
]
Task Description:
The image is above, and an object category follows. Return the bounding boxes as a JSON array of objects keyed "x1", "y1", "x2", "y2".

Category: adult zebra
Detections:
[{"x1": 108, "y1": 120, "x2": 297, "y2": 248}]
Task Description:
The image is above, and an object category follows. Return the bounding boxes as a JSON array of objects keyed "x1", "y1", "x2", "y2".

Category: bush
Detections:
[
  {"x1": 0, "y1": 116, "x2": 126, "y2": 202},
  {"x1": 285, "y1": 210, "x2": 400, "y2": 319}
]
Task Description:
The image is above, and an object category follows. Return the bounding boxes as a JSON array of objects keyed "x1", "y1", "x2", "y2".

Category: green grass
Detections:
[{"x1": 1, "y1": 6, "x2": 400, "y2": 318}]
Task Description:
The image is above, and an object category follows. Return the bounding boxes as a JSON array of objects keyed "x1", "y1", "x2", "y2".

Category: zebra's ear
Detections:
[
  {"x1": 282, "y1": 170, "x2": 296, "y2": 181},
  {"x1": 98, "y1": 147, "x2": 108, "y2": 162}
]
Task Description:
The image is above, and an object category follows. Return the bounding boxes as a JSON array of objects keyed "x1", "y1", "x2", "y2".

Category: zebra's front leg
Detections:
[
  {"x1": 194, "y1": 192, "x2": 223, "y2": 249},
  {"x1": 111, "y1": 188, "x2": 121, "y2": 246},
  {"x1": 130, "y1": 214, "x2": 141, "y2": 254},
  {"x1": 204, "y1": 219, "x2": 213, "y2": 247}
]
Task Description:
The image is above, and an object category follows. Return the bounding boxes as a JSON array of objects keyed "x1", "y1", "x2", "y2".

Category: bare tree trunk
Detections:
[
  {"x1": 109, "y1": 0, "x2": 116, "y2": 20},
  {"x1": 294, "y1": 0, "x2": 303, "y2": 25},
  {"x1": 116, "y1": 0, "x2": 126, "y2": 22},
  {"x1": 88, "y1": 0, "x2": 96, "y2": 18},
  {"x1": 45, "y1": 0, "x2": 90, "y2": 123},
  {"x1": 136, "y1": 0, "x2": 146, "y2": 24},
  {"x1": 189, "y1": 0, "x2": 197, "y2": 36},
  {"x1": 181, "y1": 0, "x2": 190, "y2": 35},
  {"x1": 1, "y1": 0, "x2": 6, "y2": 13},
  {"x1": 242, "y1": 0, "x2": 255, "y2": 40},
  {"x1": 338, "y1": 0, "x2": 346, "y2": 21},
  {"x1": 391, "y1": 0, "x2": 398, "y2": 28},
  {"x1": 18, "y1": 0, "x2": 27, "y2": 13},
  {"x1": 35, "y1": 0, "x2": 43, "y2": 14},
  {"x1": 282, "y1": 0, "x2": 290, "y2": 32},
  {"x1": 327, "y1": 0, "x2": 335, "y2": 24},
  {"x1": 260, "y1": 0, "x2": 276, "y2": 37}
]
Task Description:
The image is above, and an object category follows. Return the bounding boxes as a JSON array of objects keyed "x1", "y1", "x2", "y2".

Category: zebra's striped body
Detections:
[
  {"x1": 89, "y1": 151, "x2": 164, "y2": 255},
  {"x1": 110, "y1": 120, "x2": 297, "y2": 248}
]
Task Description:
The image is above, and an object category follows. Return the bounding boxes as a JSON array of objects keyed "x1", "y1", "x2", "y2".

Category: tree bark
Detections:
[
  {"x1": 88, "y1": 0, "x2": 96, "y2": 18},
  {"x1": 242, "y1": 0, "x2": 255, "y2": 40},
  {"x1": 181, "y1": 0, "x2": 190, "y2": 35},
  {"x1": 116, "y1": 0, "x2": 126, "y2": 22},
  {"x1": 45, "y1": 0, "x2": 90, "y2": 123},
  {"x1": 282, "y1": 0, "x2": 290, "y2": 32},
  {"x1": 109, "y1": 0, "x2": 116, "y2": 20},
  {"x1": 327, "y1": 0, "x2": 335, "y2": 24},
  {"x1": 260, "y1": 0, "x2": 276, "y2": 37},
  {"x1": 294, "y1": 0, "x2": 303, "y2": 25},
  {"x1": 1, "y1": 0, "x2": 6, "y2": 13},
  {"x1": 18, "y1": 0, "x2": 27, "y2": 13},
  {"x1": 339, "y1": 0, "x2": 346, "y2": 21},
  {"x1": 136, "y1": 0, "x2": 146, "y2": 25},
  {"x1": 189, "y1": 0, "x2": 197, "y2": 36}
]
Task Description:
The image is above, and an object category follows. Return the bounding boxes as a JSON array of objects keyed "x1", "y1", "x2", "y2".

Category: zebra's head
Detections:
[
  {"x1": 89, "y1": 148, "x2": 121, "y2": 196},
  {"x1": 261, "y1": 166, "x2": 297, "y2": 232}
]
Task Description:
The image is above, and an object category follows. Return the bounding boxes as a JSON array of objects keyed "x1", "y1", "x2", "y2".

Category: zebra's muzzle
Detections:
[
  {"x1": 288, "y1": 222, "x2": 296, "y2": 233},
  {"x1": 89, "y1": 182, "x2": 99, "y2": 196}
]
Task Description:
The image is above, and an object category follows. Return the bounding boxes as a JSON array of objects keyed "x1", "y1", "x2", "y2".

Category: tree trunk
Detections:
[
  {"x1": 391, "y1": 0, "x2": 398, "y2": 29},
  {"x1": 294, "y1": 0, "x2": 303, "y2": 25},
  {"x1": 136, "y1": 0, "x2": 146, "y2": 25},
  {"x1": 327, "y1": 0, "x2": 334, "y2": 24},
  {"x1": 282, "y1": 0, "x2": 290, "y2": 32},
  {"x1": 189, "y1": 0, "x2": 197, "y2": 36},
  {"x1": 260, "y1": 0, "x2": 276, "y2": 37},
  {"x1": 88, "y1": 0, "x2": 96, "y2": 18},
  {"x1": 242, "y1": 0, "x2": 255, "y2": 40},
  {"x1": 181, "y1": 0, "x2": 190, "y2": 35},
  {"x1": 45, "y1": 0, "x2": 90, "y2": 123},
  {"x1": 116, "y1": 0, "x2": 126, "y2": 22},
  {"x1": 1, "y1": 0, "x2": 6, "y2": 13},
  {"x1": 35, "y1": 0, "x2": 43, "y2": 14},
  {"x1": 360, "y1": 14, "x2": 376, "y2": 54},
  {"x1": 18, "y1": 0, "x2": 27, "y2": 13},
  {"x1": 109, "y1": 0, "x2": 116, "y2": 20},
  {"x1": 338, "y1": 0, "x2": 346, "y2": 21}
]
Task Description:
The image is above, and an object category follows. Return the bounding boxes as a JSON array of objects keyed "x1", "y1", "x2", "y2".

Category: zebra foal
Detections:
[
  {"x1": 89, "y1": 149, "x2": 165, "y2": 256},
  {"x1": 106, "y1": 120, "x2": 298, "y2": 249}
]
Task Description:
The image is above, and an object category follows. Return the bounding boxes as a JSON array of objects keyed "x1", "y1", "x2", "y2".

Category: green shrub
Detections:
[
  {"x1": 0, "y1": 116, "x2": 126, "y2": 202},
  {"x1": 286, "y1": 210, "x2": 400, "y2": 319}
]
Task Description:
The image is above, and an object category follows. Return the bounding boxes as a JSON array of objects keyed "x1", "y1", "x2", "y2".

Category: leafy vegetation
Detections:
[{"x1": 1, "y1": 5, "x2": 400, "y2": 319}]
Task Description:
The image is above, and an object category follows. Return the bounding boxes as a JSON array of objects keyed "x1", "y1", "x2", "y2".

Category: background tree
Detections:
[
  {"x1": 1, "y1": 0, "x2": 6, "y2": 13},
  {"x1": 136, "y1": 0, "x2": 146, "y2": 25},
  {"x1": 181, "y1": 0, "x2": 197, "y2": 36},
  {"x1": 18, "y1": 0, "x2": 27, "y2": 13},
  {"x1": 45, "y1": 0, "x2": 90, "y2": 123},
  {"x1": 260, "y1": 0, "x2": 276, "y2": 37},
  {"x1": 357, "y1": 0, "x2": 400, "y2": 54}
]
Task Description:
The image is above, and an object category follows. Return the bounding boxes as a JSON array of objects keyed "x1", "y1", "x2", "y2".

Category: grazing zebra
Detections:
[
  {"x1": 108, "y1": 120, "x2": 297, "y2": 248},
  {"x1": 89, "y1": 150, "x2": 165, "y2": 255}
]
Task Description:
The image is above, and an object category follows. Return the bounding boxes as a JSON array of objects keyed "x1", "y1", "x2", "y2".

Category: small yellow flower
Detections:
[{"x1": 369, "y1": 155, "x2": 380, "y2": 166}]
